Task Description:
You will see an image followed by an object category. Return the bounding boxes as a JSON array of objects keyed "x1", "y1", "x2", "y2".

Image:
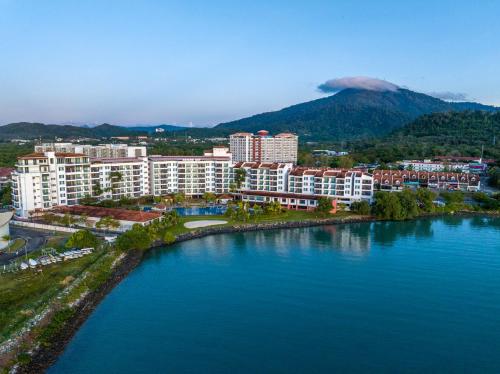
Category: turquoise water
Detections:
[
  {"x1": 50, "y1": 216, "x2": 500, "y2": 373},
  {"x1": 174, "y1": 206, "x2": 227, "y2": 216}
]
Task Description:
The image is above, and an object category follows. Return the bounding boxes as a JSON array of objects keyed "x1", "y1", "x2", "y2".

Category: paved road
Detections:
[{"x1": 0, "y1": 226, "x2": 51, "y2": 265}]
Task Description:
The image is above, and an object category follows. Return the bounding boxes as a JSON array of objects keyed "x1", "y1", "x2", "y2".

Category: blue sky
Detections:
[{"x1": 1, "y1": 0, "x2": 499, "y2": 126}]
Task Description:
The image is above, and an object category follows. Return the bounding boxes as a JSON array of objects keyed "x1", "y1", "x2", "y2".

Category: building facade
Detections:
[
  {"x1": 11, "y1": 152, "x2": 91, "y2": 217},
  {"x1": 399, "y1": 160, "x2": 471, "y2": 173},
  {"x1": 235, "y1": 165, "x2": 374, "y2": 209},
  {"x1": 35, "y1": 143, "x2": 147, "y2": 158},
  {"x1": 148, "y1": 147, "x2": 233, "y2": 197},
  {"x1": 90, "y1": 157, "x2": 150, "y2": 200},
  {"x1": 229, "y1": 130, "x2": 298, "y2": 163},
  {"x1": 373, "y1": 170, "x2": 480, "y2": 191}
]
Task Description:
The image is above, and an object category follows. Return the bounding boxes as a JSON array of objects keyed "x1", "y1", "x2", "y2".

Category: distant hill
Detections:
[
  {"x1": 350, "y1": 111, "x2": 500, "y2": 162},
  {"x1": 0, "y1": 122, "x2": 147, "y2": 140},
  {"x1": 214, "y1": 88, "x2": 499, "y2": 140},
  {"x1": 126, "y1": 124, "x2": 189, "y2": 134}
]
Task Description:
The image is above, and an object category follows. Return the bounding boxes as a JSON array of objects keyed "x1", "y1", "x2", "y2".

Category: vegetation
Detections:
[
  {"x1": 0, "y1": 183, "x2": 12, "y2": 206},
  {"x1": 115, "y1": 224, "x2": 152, "y2": 251},
  {"x1": 202, "y1": 192, "x2": 217, "y2": 203},
  {"x1": 234, "y1": 168, "x2": 246, "y2": 189},
  {"x1": 372, "y1": 189, "x2": 428, "y2": 220},
  {"x1": 350, "y1": 111, "x2": 500, "y2": 163},
  {"x1": 350, "y1": 200, "x2": 371, "y2": 215},
  {"x1": 212, "y1": 88, "x2": 497, "y2": 140},
  {"x1": 316, "y1": 197, "x2": 334, "y2": 215},
  {"x1": 0, "y1": 143, "x2": 33, "y2": 167},
  {"x1": 95, "y1": 216, "x2": 120, "y2": 231},
  {"x1": 65, "y1": 230, "x2": 99, "y2": 249},
  {"x1": 0, "y1": 122, "x2": 146, "y2": 141}
]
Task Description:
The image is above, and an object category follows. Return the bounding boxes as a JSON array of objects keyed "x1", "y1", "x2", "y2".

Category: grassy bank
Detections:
[{"x1": 0, "y1": 237, "x2": 124, "y2": 370}]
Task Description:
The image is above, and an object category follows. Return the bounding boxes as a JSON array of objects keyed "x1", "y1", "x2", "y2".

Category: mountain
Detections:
[
  {"x1": 350, "y1": 111, "x2": 500, "y2": 163},
  {"x1": 214, "y1": 88, "x2": 499, "y2": 140},
  {"x1": 0, "y1": 122, "x2": 147, "y2": 140}
]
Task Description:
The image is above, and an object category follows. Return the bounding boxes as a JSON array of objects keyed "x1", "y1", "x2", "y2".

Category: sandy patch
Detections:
[{"x1": 184, "y1": 220, "x2": 228, "y2": 229}]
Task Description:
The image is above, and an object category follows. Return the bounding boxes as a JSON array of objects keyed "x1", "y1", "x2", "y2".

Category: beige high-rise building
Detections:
[{"x1": 229, "y1": 130, "x2": 298, "y2": 163}]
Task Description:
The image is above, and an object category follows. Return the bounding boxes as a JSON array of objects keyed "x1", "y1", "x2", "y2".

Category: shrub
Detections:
[{"x1": 351, "y1": 200, "x2": 371, "y2": 215}]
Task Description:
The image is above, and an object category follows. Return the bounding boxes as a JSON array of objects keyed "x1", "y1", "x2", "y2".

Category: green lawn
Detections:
[{"x1": 3, "y1": 238, "x2": 26, "y2": 253}]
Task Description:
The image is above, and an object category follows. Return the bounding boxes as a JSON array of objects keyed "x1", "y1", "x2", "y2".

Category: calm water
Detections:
[{"x1": 50, "y1": 216, "x2": 500, "y2": 373}]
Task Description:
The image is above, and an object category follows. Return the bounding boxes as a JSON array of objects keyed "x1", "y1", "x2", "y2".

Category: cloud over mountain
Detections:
[
  {"x1": 428, "y1": 91, "x2": 468, "y2": 101},
  {"x1": 318, "y1": 76, "x2": 399, "y2": 93}
]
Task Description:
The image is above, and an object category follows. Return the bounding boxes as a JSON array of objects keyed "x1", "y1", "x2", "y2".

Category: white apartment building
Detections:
[
  {"x1": 289, "y1": 168, "x2": 373, "y2": 205},
  {"x1": 233, "y1": 162, "x2": 293, "y2": 192},
  {"x1": 149, "y1": 147, "x2": 233, "y2": 196},
  {"x1": 236, "y1": 165, "x2": 374, "y2": 209},
  {"x1": 90, "y1": 157, "x2": 150, "y2": 200},
  {"x1": 229, "y1": 130, "x2": 298, "y2": 163},
  {"x1": 12, "y1": 152, "x2": 91, "y2": 217},
  {"x1": 35, "y1": 143, "x2": 147, "y2": 158},
  {"x1": 400, "y1": 160, "x2": 470, "y2": 173}
]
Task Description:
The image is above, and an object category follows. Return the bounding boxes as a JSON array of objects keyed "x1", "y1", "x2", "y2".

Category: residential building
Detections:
[
  {"x1": 11, "y1": 152, "x2": 91, "y2": 217},
  {"x1": 236, "y1": 165, "x2": 374, "y2": 209},
  {"x1": 90, "y1": 157, "x2": 150, "y2": 200},
  {"x1": 373, "y1": 170, "x2": 480, "y2": 191},
  {"x1": 233, "y1": 162, "x2": 293, "y2": 192},
  {"x1": 35, "y1": 143, "x2": 147, "y2": 158},
  {"x1": 229, "y1": 130, "x2": 298, "y2": 163},
  {"x1": 399, "y1": 160, "x2": 470, "y2": 172},
  {"x1": 149, "y1": 147, "x2": 233, "y2": 196},
  {"x1": 0, "y1": 167, "x2": 14, "y2": 190}
]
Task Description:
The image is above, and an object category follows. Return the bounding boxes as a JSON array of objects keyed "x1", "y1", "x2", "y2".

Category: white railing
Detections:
[{"x1": 10, "y1": 220, "x2": 79, "y2": 233}]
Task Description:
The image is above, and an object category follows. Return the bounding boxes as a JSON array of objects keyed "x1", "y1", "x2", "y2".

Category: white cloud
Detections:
[{"x1": 318, "y1": 76, "x2": 399, "y2": 93}]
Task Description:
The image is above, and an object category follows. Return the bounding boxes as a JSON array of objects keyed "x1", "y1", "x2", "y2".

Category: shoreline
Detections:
[{"x1": 11, "y1": 211, "x2": 500, "y2": 373}]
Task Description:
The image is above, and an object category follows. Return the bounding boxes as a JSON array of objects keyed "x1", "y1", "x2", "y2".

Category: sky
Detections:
[{"x1": 1, "y1": 0, "x2": 499, "y2": 127}]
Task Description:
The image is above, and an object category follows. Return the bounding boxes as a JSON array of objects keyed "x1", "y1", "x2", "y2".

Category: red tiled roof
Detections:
[
  {"x1": 0, "y1": 167, "x2": 14, "y2": 178},
  {"x1": 52, "y1": 205, "x2": 161, "y2": 222}
]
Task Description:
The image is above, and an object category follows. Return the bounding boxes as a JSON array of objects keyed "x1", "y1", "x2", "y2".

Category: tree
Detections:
[
  {"x1": 172, "y1": 192, "x2": 186, "y2": 205},
  {"x1": 92, "y1": 181, "x2": 103, "y2": 197},
  {"x1": 338, "y1": 156, "x2": 354, "y2": 169},
  {"x1": 351, "y1": 200, "x2": 371, "y2": 215},
  {"x1": 65, "y1": 230, "x2": 99, "y2": 249},
  {"x1": 441, "y1": 191, "x2": 464, "y2": 205},
  {"x1": 163, "y1": 231, "x2": 176, "y2": 245},
  {"x1": 95, "y1": 216, "x2": 120, "y2": 231},
  {"x1": 58, "y1": 214, "x2": 78, "y2": 227},
  {"x1": 0, "y1": 183, "x2": 12, "y2": 206},
  {"x1": 115, "y1": 224, "x2": 152, "y2": 251},
  {"x1": 252, "y1": 204, "x2": 263, "y2": 219},
  {"x1": 316, "y1": 197, "x2": 333, "y2": 215},
  {"x1": 397, "y1": 189, "x2": 419, "y2": 219},
  {"x1": 163, "y1": 210, "x2": 180, "y2": 227},
  {"x1": 416, "y1": 188, "x2": 436, "y2": 213},
  {"x1": 234, "y1": 169, "x2": 246, "y2": 189},
  {"x1": 372, "y1": 192, "x2": 403, "y2": 220},
  {"x1": 263, "y1": 201, "x2": 282, "y2": 216},
  {"x1": 202, "y1": 192, "x2": 217, "y2": 203}
]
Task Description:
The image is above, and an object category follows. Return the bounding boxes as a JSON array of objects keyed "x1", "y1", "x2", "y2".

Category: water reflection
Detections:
[
  {"x1": 469, "y1": 215, "x2": 500, "y2": 230},
  {"x1": 147, "y1": 217, "x2": 498, "y2": 263},
  {"x1": 371, "y1": 218, "x2": 434, "y2": 246}
]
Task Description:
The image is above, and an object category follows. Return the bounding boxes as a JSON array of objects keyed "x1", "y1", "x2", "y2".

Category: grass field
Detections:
[
  {"x1": 0, "y1": 248, "x2": 110, "y2": 343},
  {"x1": 3, "y1": 238, "x2": 26, "y2": 253}
]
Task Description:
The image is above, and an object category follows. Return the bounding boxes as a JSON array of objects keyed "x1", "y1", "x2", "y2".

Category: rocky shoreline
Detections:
[{"x1": 11, "y1": 211, "x2": 499, "y2": 373}]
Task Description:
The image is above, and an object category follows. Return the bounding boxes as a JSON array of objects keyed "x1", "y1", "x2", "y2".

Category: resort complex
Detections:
[{"x1": 8, "y1": 133, "x2": 484, "y2": 218}]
